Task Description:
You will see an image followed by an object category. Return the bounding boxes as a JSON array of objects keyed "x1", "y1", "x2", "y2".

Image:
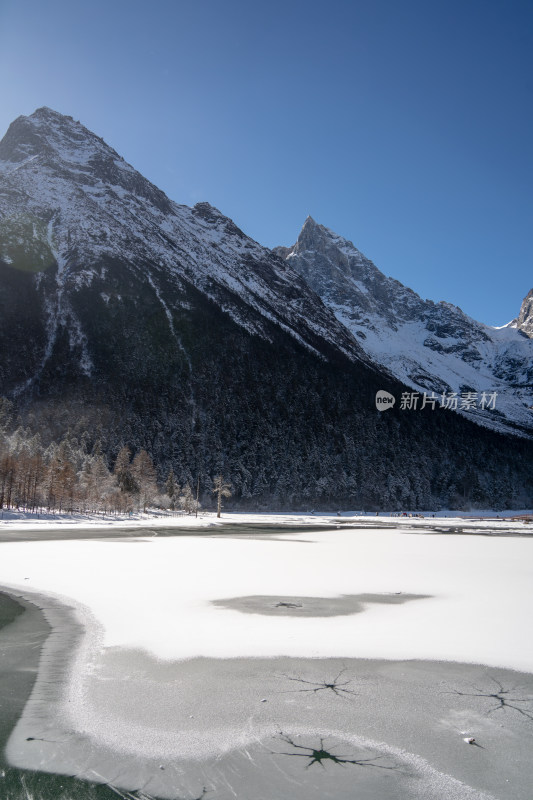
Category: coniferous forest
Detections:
[{"x1": 2, "y1": 295, "x2": 532, "y2": 513}]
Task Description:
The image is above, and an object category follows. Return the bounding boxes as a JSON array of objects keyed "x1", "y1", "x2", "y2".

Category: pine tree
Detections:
[
  {"x1": 114, "y1": 446, "x2": 137, "y2": 494},
  {"x1": 180, "y1": 481, "x2": 195, "y2": 514}
]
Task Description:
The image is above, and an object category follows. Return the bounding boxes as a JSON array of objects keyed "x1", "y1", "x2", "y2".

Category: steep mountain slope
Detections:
[
  {"x1": 275, "y1": 218, "x2": 533, "y2": 438},
  {"x1": 0, "y1": 108, "x2": 370, "y2": 399},
  {"x1": 0, "y1": 108, "x2": 532, "y2": 509},
  {"x1": 516, "y1": 289, "x2": 533, "y2": 338}
]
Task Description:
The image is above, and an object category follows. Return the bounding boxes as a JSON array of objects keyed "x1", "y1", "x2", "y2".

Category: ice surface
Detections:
[
  {"x1": 1, "y1": 521, "x2": 532, "y2": 798},
  {"x1": 0, "y1": 525, "x2": 532, "y2": 670}
]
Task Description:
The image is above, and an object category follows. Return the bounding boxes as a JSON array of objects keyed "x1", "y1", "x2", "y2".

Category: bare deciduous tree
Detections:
[
  {"x1": 165, "y1": 468, "x2": 178, "y2": 510},
  {"x1": 212, "y1": 475, "x2": 232, "y2": 518},
  {"x1": 132, "y1": 449, "x2": 158, "y2": 512}
]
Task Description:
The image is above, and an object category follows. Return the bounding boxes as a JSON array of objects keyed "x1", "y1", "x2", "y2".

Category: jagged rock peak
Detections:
[
  {"x1": 517, "y1": 289, "x2": 533, "y2": 338},
  {"x1": 0, "y1": 106, "x2": 173, "y2": 215},
  {"x1": 274, "y1": 217, "x2": 533, "y2": 438},
  {"x1": 0, "y1": 107, "x2": 116, "y2": 163},
  {"x1": 32, "y1": 106, "x2": 76, "y2": 123},
  {"x1": 299, "y1": 214, "x2": 333, "y2": 239},
  {"x1": 294, "y1": 216, "x2": 367, "y2": 261}
]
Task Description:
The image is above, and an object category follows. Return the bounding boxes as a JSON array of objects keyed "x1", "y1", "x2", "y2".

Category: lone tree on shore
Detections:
[
  {"x1": 212, "y1": 475, "x2": 232, "y2": 518},
  {"x1": 165, "y1": 468, "x2": 178, "y2": 509}
]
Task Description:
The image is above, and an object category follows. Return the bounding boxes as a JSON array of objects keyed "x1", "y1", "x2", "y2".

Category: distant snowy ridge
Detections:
[{"x1": 275, "y1": 217, "x2": 533, "y2": 437}]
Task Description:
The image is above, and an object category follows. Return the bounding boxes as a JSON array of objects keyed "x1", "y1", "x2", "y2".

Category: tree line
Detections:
[{"x1": 0, "y1": 400, "x2": 221, "y2": 515}]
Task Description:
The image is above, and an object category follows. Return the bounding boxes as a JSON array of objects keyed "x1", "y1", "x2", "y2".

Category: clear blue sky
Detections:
[{"x1": 0, "y1": 0, "x2": 531, "y2": 325}]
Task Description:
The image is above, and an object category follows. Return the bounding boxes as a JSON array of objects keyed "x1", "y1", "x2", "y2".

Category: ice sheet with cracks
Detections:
[{"x1": 1, "y1": 526, "x2": 532, "y2": 798}]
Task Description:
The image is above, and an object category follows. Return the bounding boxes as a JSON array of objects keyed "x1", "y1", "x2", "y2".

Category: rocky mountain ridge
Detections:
[
  {"x1": 0, "y1": 107, "x2": 370, "y2": 399},
  {"x1": 275, "y1": 217, "x2": 533, "y2": 437}
]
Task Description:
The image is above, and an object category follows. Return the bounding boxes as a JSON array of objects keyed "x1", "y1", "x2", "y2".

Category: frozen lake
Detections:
[{"x1": 1, "y1": 521, "x2": 532, "y2": 799}]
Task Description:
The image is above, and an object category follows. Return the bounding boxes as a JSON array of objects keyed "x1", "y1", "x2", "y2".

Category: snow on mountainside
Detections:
[
  {"x1": 0, "y1": 107, "x2": 368, "y2": 398},
  {"x1": 275, "y1": 218, "x2": 533, "y2": 437}
]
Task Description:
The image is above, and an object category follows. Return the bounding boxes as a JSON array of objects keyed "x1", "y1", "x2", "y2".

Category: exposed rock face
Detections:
[
  {"x1": 275, "y1": 218, "x2": 533, "y2": 437},
  {"x1": 517, "y1": 290, "x2": 533, "y2": 338}
]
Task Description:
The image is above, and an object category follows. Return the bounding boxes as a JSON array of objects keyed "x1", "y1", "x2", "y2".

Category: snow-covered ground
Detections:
[
  {"x1": 0, "y1": 521, "x2": 532, "y2": 669},
  {"x1": 0, "y1": 507, "x2": 532, "y2": 530}
]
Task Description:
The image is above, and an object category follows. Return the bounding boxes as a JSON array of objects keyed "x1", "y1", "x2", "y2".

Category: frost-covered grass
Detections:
[{"x1": 0, "y1": 767, "x2": 158, "y2": 800}]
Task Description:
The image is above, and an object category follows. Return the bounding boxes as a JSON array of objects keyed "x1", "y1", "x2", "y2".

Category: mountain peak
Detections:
[
  {"x1": 293, "y1": 217, "x2": 365, "y2": 266},
  {"x1": 31, "y1": 106, "x2": 74, "y2": 122},
  {"x1": 0, "y1": 105, "x2": 366, "y2": 386},
  {"x1": 0, "y1": 106, "x2": 114, "y2": 168},
  {"x1": 0, "y1": 106, "x2": 174, "y2": 216},
  {"x1": 517, "y1": 288, "x2": 533, "y2": 338},
  {"x1": 26, "y1": 107, "x2": 91, "y2": 137},
  {"x1": 297, "y1": 216, "x2": 329, "y2": 248},
  {"x1": 300, "y1": 215, "x2": 329, "y2": 237},
  {"x1": 276, "y1": 218, "x2": 533, "y2": 437}
]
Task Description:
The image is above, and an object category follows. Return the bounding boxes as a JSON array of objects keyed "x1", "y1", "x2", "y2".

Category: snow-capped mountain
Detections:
[
  {"x1": 0, "y1": 107, "x2": 368, "y2": 397},
  {"x1": 275, "y1": 218, "x2": 533, "y2": 438},
  {"x1": 1, "y1": 108, "x2": 532, "y2": 510}
]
